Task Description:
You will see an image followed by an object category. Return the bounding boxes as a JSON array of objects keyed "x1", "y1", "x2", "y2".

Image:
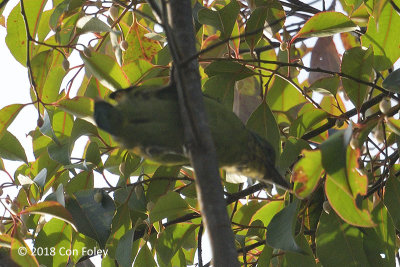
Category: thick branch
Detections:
[{"x1": 165, "y1": 0, "x2": 239, "y2": 266}]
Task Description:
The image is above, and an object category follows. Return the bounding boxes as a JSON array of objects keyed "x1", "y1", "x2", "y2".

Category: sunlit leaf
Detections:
[
  {"x1": 0, "y1": 104, "x2": 24, "y2": 140},
  {"x1": 293, "y1": 149, "x2": 323, "y2": 199},
  {"x1": 361, "y1": 3, "x2": 400, "y2": 71},
  {"x1": 22, "y1": 201, "x2": 75, "y2": 228},
  {"x1": 293, "y1": 11, "x2": 358, "y2": 40}
]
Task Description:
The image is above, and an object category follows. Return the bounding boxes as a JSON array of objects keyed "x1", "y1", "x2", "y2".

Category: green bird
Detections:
[{"x1": 94, "y1": 85, "x2": 290, "y2": 190}]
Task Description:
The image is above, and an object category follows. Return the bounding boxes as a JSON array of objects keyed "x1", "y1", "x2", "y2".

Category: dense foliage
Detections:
[{"x1": 1, "y1": 0, "x2": 400, "y2": 266}]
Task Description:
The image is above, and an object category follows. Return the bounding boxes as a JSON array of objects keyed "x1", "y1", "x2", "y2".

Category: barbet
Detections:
[{"x1": 94, "y1": 85, "x2": 290, "y2": 190}]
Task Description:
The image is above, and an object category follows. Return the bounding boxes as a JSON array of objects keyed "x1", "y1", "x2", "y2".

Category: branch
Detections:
[{"x1": 162, "y1": 0, "x2": 240, "y2": 265}]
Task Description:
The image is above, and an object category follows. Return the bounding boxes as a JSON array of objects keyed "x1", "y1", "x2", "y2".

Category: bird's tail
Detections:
[{"x1": 249, "y1": 132, "x2": 291, "y2": 190}]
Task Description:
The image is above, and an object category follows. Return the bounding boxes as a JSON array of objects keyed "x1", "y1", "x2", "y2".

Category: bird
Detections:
[{"x1": 94, "y1": 84, "x2": 290, "y2": 190}]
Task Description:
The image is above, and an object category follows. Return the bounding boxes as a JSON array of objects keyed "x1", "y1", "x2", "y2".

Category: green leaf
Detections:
[
  {"x1": 293, "y1": 11, "x2": 358, "y2": 40},
  {"x1": 116, "y1": 229, "x2": 141, "y2": 267},
  {"x1": 251, "y1": 200, "x2": 284, "y2": 227},
  {"x1": 76, "y1": 16, "x2": 114, "y2": 34},
  {"x1": 289, "y1": 107, "x2": 328, "y2": 138},
  {"x1": 33, "y1": 168, "x2": 47, "y2": 190},
  {"x1": 382, "y1": 68, "x2": 400, "y2": 92},
  {"x1": 384, "y1": 174, "x2": 400, "y2": 231},
  {"x1": 341, "y1": 46, "x2": 374, "y2": 111},
  {"x1": 66, "y1": 189, "x2": 115, "y2": 248},
  {"x1": 50, "y1": 0, "x2": 83, "y2": 31},
  {"x1": 361, "y1": 3, "x2": 400, "y2": 71},
  {"x1": 197, "y1": 0, "x2": 240, "y2": 39},
  {"x1": 278, "y1": 137, "x2": 310, "y2": 172},
  {"x1": 48, "y1": 141, "x2": 71, "y2": 166},
  {"x1": 57, "y1": 96, "x2": 94, "y2": 120},
  {"x1": 245, "y1": 7, "x2": 268, "y2": 50},
  {"x1": 203, "y1": 75, "x2": 235, "y2": 108},
  {"x1": 155, "y1": 224, "x2": 197, "y2": 266},
  {"x1": 321, "y1": 128, "x2": 374, "y2": 227},
  {"x1": 34, "y1": 218, "x2": 73, "y2": 267},
  {"x1": 0, "y1": 130, "x2": 28, "y2": 163},
  {"x1": 114, "y1": 187, "x2": 147, "y2": 214},
  {"x1": 6, "y1": 0, "x2": 47, "y2": 65},
  {"x1": 22, "y1": 201, "x2": 75, "y2": 228},
  {"x1": 308, "y1": 76, "x2": 340, "y2": 96},
  {"x1": 149, "y1": 191, "x2": 191, "y2": 223},
  {"x1": 81, "y1": 50, "x2": 132, "y2": 91},
  {"x1": 266, "y1": 200, "x2": 305, "y2": 253},
  {"x1": 247, "y1": 101, "x2": 281, "y2": 156},
  {"x1": 106, "y1": 203, "x2": 131, "y2": 258},
  {"x1": 282, "y1": 234, "x2": 317, "y2": 266},
  {"x1": 316, "y1": 211, "x2": 369, "y2": 266},
  {"x1": 124, "y1": 21, "x2": 161, "y2": 63},
  {"x1": 65, "y1": 171, "x2": 94, "y2": 195},
  {"x1": 204, "y1": 61, "x2": 256, "y2": 79},
  {"x1": 134, "y1": 245, "x2": 157, "y2": 267},
  {"x1": 293, "y1": 149, "x2": 324, "y2": 199},
  {"x1": 0, "y1": 104, "x2": 24, "y2": 140},
  {"x1": 362, "y1": 202, "x2": 396, "y2": 266},
  {"x1": 11, "y1": 238, "x2": 38, "y2": 266}
]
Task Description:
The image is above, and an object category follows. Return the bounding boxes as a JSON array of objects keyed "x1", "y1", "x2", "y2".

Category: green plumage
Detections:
[{"x1": 94, "y1": 85, "x2": 289, "y2": 189}]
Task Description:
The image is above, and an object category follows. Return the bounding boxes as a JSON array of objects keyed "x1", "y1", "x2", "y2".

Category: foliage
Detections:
[{"x1": 1, "y1": 0, "x2": 400, "y2": 266}]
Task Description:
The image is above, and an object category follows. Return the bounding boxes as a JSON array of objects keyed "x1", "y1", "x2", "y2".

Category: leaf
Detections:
[
  {"x1": 81, "y1": 50, "x2": 132, "y2": 91},
  {"x1": 21, "y1": 201, "x2": 75, "y2": 228},
  {"x1": 65, "y1": 171, "x2": 94, "y2": 195},
  {"x1": 34, "y1": 218, "x2": 73, "y2": 267},
  {"x1": 308, "y1": 37, "x2": 341, "y2": 84},
  {"x1": 76, "y1": 16, "x2": 114, "y2": 34},
  {"x1": 6, "y1": 0, "x2": 47, "y2": 65},
  {"x1": 308, "y1": 76, "x2": 340, "y2": 96},
  {"x1": 293, "y1": 149, "x2": 324, "y2": 199},
  {"x1": 245, "y1": 7, "x2": 268, "y2": 50},
  {"x1": 251, "y1": 200, "x2": 284, "y2": 227},
  {"x1": 57, "y1": 96, "x2": 94, "y2": 120},
  {"x1": 11, "y1": 238, "x2": 38, "y2": 266},
  {"x1": 384, "y1": 174, "x2": 400, "y2": 231},
  {"x1": 341, "y1": 46, "x2": 374, "y2": 111},
  {"x1": 266, "y1": 200, "x2": 305, "y2": 253},
  {"x1": 362, "y1": 202, "x2": 396, "y2": 266},
  {"x1": 282, "y1": 234, "x2": 317, "y2": 266},
  {"x1": 149, "y1": 191, "x2": 191, "y2": 223},
  {"x1": 5, "y1": 4, "x2": 26, "y2": 65},
  {"x1": 123, "y1": 21, "x2": 161, "y2": 63},
  {"x1": 289, "y1": 107, "x2": 328, "y2": 138},
  {"x1": 48, "y1": 141, "x2": 71, "y2": 166},
  {"x1": 205, "y1": 61, "x2": 256, "y2": 79},
  {"x1": 116, "y1": 229, "x2": 141, "y2": 267},
  {"x1": 292, "y1": 11, "x2": 358, "y2": 40},
  {"x1": 0, "y1": 104, "x2": 24, "y2": 140},
  {"x1": 203, "y1": 75, "x2": 235, "y2": 108},
  {"x1": 155, "y1": 224, "x2": 197, "y2": 266},
  {"x1": 321, "y1": 128, "x2": 374, "y2": 227},
  {"x1": 246, "y1": 101, "x2": 281, "y2": 156},
  {"x1": 382, "y1": 68, "x2": 400, "y2": 92},
  {"x1": 33, "y1": 168, "x2": 47, "y2": 190},
  {"x1": 66, "y1": 189, "x2": 115, "y2": 248},
  {"x1": 134, "y1": 245, "x2": 157, "y2": 267},
  {"x1": 316, "y1": 211, "x2": 369, "y2": 266},
  {"x1": 0, "y1": 130, "x2": 27, "y2": 163},
  {"x1": 386, "y1": 117, "x2": 400, "y2": 136},
  {"x1": 361, "y1": 3, "x2": 400, "y2": 71},
  {"x1": 106, "y1": 204, "x2": 131, "y2": 258},
  {"x1": 197, "y1": 0, "x2": 240, "y2": 39}
]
